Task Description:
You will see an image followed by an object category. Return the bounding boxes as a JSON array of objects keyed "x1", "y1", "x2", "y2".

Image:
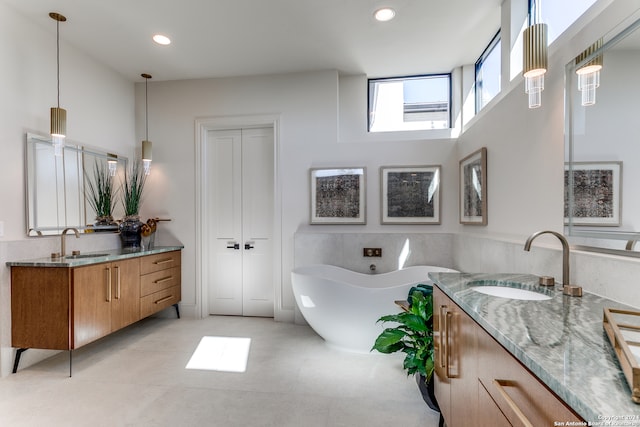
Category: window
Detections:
[
  {"x1": 531, "y1": 0, "x2": 598, "y2": 44},
  {"x1": 368, "y1": 74, "x2": 450, "y2": 132},
  {"x1": 475, "y1": 31, "x2": 501, "y2": 112}
]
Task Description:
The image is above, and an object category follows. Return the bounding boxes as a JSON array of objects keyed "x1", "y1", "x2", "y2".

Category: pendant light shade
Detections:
[
  {"x1": 575, "y1": 39, "x2": 603, "y2": 107},
  {"x1": 523, "y1": 23, "x2": 548, "y2": 109},
  {"x1": 49, "y1": 12, "x2": 67, "y2": 156},
  {"x1": 141, "y1": 73, "x2": 152, "y2": 175}
]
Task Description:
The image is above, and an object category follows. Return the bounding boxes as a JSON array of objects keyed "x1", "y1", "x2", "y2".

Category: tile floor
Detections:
[{"x1": 0, "y1": 316, "x2": 440, "y2": 426}]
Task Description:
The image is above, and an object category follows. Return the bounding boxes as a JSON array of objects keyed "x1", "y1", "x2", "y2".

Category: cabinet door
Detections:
[
  {"x1": 110, "y1": 258, "x2": 140, "y2": 331},
  {"x1": 73, "y1": 264, "x2": 111, "y2": 348},
  {"x1": 433, "y1": 287, "x2": 478, "y2": 427},
  {"x1": 433, "y1": 288, "x2": 452, "y2": 421}
]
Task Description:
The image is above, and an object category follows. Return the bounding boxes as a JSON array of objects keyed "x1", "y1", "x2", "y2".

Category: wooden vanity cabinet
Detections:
[
  {"x1": 11, "y1": 250, "x2": 180, "y2": 358},
  {"x1": 433, "y1": 287, "x2": 583, "y2": 427}
]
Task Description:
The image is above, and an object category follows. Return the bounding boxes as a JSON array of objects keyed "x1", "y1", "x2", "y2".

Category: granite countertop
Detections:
[
  {"x1": 428, "y1": 272, "x2": 640, "y2": 422},
  {"x1": 6, "y1": 245, "x2": 184, "y2": 267}
]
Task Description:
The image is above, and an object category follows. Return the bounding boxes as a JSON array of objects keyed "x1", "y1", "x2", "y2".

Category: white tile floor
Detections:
[{"x1": 0, "y1": 316, "x2": 440, "y2": 426}]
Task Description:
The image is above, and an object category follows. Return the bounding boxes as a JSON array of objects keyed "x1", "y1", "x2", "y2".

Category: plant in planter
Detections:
[
  {"x1": 85, "y1": 160, "x2": 118, "y2": 228},
  {"x1": 372, "y1": 287, "x2": 439, "y2": 412},
  {"x1": 119, "y1": 161, "x2": 147, "y2": 249}
]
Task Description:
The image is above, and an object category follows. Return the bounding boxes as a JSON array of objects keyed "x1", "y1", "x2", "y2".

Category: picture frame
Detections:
[
  {"x1": 564, "y1": 161, "x2": 622, "y2": 226},
  {"x1": 310, "y1": 167, "x2": 366, "y2": 224},
  {"x1": 380, "y1": 165, "x2": 441, "y2": 224},
  {"x1": 459, "y1": 147, "x2": 487, "y2": 225}
]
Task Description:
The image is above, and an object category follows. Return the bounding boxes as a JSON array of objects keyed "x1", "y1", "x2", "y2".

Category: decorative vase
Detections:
[
  {"x1": 417, "y1": 374, "x2": 440, "y2": 412},
  {"x1": 119, "y1": 215, "x2": 144, "y2": 249}
]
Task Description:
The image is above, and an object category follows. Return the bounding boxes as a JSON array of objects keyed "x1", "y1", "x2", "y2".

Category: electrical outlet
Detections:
[{"x1": 363, "y1": 247, "x2": 382, "y2": 257}]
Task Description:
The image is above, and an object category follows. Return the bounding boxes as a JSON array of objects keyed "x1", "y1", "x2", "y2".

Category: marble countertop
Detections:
[
  {"x1": 6, "y1": 245, "x2": 184, "y2": 267},
  {"x1": 428, "y1": 272, "x2": 640, "y2": 422}
]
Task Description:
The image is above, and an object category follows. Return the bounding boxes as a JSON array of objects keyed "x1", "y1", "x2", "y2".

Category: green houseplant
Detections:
[
  {"x1": 119, "y1": 161, "x2": 147, "y2": 248},
  {"x1": 85, "y1": 160, "x2": 118, "y2": 227},
  {"x1": 372, "y1": 287, "x2": 439, "y2": 411}
]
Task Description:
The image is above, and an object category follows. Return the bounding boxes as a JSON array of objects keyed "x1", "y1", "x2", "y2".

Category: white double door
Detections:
[{"x1": 207, "y1": 127, "x2": 274, "y2": 317}]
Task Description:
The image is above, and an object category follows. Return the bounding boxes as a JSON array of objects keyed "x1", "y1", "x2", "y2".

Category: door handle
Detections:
[
  {"x1": 245, "y1": 242, "x2": 255, "y2": 250},
  {"x1": 226, "y1": 242, "x2": 240, "y2": 250}
]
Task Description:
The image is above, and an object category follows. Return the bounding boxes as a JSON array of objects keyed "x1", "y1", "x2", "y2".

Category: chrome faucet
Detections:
[
  {"x1": 523, "y1": 230, "x2": 582, "y2": 297},
  {"x1": 61, "y1": 227, "x2": 80, "y2": 257}
]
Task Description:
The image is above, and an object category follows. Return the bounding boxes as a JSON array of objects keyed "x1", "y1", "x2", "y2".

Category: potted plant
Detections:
[
  {"x1": 372, "y1": 287, "x2": 439, "y2": 412},
  {"x1": 119, "y1": 161, "x2": 147, "y2": 249},
  {"x1": 85, "y1": 160, "x2": 118, "y2": 228}
]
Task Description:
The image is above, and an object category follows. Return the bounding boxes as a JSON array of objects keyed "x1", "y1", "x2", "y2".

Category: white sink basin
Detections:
[{"x1": 470, "y1": 286, "x2": 552, "y2": 301}]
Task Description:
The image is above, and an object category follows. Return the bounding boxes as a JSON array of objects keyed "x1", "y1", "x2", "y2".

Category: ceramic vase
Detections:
[{"x1": 119, "y1": 215, "x2": 144, "y2": 249}]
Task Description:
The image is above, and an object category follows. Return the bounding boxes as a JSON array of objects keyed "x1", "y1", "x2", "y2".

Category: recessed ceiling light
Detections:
[
  {"x1": 152, "y1": 34, "x2": 171, "y2": 45},
  {"x1": 374, "y1": 7, "x2": 396, "y2": 22}
]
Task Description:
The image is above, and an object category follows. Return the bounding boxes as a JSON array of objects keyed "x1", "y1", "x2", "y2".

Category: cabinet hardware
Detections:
[
  {"x1": 493, "y1": 379, "x2": 534, "y2": 427},
  {"x1": 105, "y1": 268, "x2": 112, "y2": 302},
  {"x1": 153, "y1": 258, "x2": 173, "y2": 265},
  {"x1": 440, "y1": 305, "x2": 448, "y2": 369},
  {"x1": 226, "y1": 242, "x2": 240, "y2": 250},
  {"x1": 154, "y1": 276, "x2": 173, "y2": 284},
  {"x1": 154, "y1": 295, "x2": 173, "y2": 304},
  {"x1": 445, "y1": 311, "x2": 453, "y2": 378},
  {"x1": 244, "y1": 243, "x2": 255, "y2": 250},
  {"x1": 115, "y1": 266, "x2": 121, "y2": 299}
]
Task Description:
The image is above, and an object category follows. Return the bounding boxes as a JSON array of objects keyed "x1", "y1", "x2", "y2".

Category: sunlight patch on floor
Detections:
[{"x1": 185, "y1": 336, "x2": 251, "y2": 372}]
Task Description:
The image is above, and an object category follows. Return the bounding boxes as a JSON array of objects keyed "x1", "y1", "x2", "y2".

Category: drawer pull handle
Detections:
[
  {"x1": 493, "y1": 379, "x2": 534, "y2": 427},
  {"x1": 153, "y1": 259, "x2": 173, "y2": 265},
  {"x1": 154, "y1": 276, "x2": 173, "y2": 284},
  {"x1": 154, "y1": 295, "x2": 173, "y2": 304}
]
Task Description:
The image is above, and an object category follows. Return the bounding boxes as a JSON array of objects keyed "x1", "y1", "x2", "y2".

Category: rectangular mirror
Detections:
[
  {"x1": 25, "y1": 133, "x2": 127, "y2": 236},
  {"x1": 565, "y1": 16, "x2": 640, "y2": 255}
]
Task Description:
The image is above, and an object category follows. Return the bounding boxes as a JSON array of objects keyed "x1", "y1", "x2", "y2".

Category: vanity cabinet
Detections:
[
  {"x1": 433, "y1": 287, "x2": 582, "y2": 426},
  {"x1": 11, "y1": 250, "x2": 181, "y2": 366}
]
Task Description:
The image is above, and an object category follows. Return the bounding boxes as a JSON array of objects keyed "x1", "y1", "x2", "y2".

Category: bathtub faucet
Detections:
[{"x1": 369, "y1": 264, "x2": 376, "y2": 272}]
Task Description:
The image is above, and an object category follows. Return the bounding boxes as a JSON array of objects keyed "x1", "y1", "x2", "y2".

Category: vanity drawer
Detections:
[
  {"x1": 140, "y1": 267, "x2": 181, "y2": 296},
  {"x1": 140, "y1": 286, "x2": 181, "y2": 318},
  {"x1": 140, "y1": 251, "x2": 181, "y2": 275}
]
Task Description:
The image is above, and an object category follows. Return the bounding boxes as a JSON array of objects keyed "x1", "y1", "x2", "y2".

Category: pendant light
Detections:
[
  {"x1": 141, "y1": 73, "x2": 153, "y2": 175},
  {"x1": 575, "y1": 39, "x2": 603, "y2": 107},
  {"x1": 50, "y1": 12, "x2": 67, "y2": 156},
  {"x1": 522, "y1": 2, "x2": 547, "y2": 109}
]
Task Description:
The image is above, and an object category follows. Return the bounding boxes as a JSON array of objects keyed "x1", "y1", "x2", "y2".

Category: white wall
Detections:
[
  {"x1": 0, "y1": 2, "x2": 136, "y2": 376},
  {"x1": 138, "y1": 70, "x2": 460, "y2": 321}
]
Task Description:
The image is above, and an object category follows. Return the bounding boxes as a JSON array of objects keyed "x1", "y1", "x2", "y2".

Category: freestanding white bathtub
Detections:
[{"x1": 291, "y1": 264, "x2": 458, "y2": 353}]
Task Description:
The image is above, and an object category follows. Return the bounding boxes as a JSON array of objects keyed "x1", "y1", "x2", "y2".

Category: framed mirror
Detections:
[
  {"x1": 25, "y1": 133, "x2": 127, "y2": 236},
  {"x1": 565, "y1": 16, "x2": 640, "y2": 256}
]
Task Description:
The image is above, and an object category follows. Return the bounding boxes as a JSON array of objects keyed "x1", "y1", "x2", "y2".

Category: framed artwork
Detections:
[
  {"x1": 459, "y1": 147, "x2": 487, "y2": 225},
  {"x1": 310, "y1": 167, "x2": 366, "y2": 224},
  {"x1": 380, "y1": 165, "x2": 441, "y2": 224},
  {"x1": 564, "y1": 161, "x2": 622, "y2": 226}
]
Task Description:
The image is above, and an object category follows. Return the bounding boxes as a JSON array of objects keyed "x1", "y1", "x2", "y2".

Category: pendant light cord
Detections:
[
  {"x1": 145, "y1": 78, "x2": 149, "y2": 141},
  {"x1": 56, "y1": 19, "x2": 60, "y2": 108}
]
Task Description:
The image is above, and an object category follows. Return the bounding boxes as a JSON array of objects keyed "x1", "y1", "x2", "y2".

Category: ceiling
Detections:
[{"x1": 3, "y1": 0, "x2": 502, "y2": 82}]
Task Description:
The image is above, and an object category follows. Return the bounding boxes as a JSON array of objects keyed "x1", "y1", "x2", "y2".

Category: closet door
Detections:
[{"x1": 207, "y1": 127, "x2": 274, "y2": 317}]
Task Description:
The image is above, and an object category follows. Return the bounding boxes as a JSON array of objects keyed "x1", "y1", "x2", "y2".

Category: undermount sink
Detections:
[
  {"x1": 64, "y1": 253, "x2": 109, "y2": 259},
  {"x1": 470, "y1": 286, "x2": 552, "y2": 301}
]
